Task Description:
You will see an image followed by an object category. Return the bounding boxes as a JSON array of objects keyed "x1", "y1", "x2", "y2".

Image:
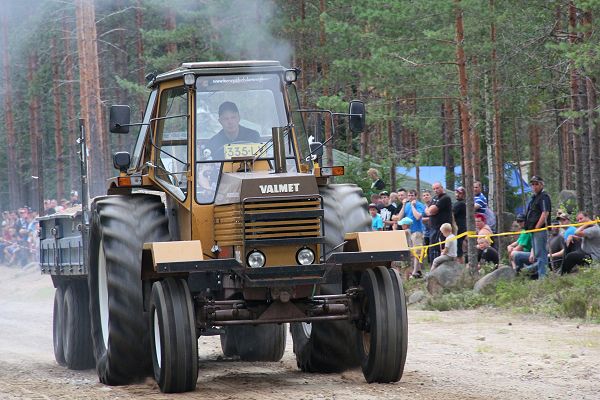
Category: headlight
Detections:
[
  {"x1": 296, "y1": 248, "x2": 315, "y2": 265},
  {"x1": 247, "y1": 250, "x2": 266, "y2": 268}
]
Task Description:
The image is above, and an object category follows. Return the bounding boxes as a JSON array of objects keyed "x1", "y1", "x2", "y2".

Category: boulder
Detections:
[
  {"x1": 473, "y1": 265, "x2": 516, "y2": 294},
  {"x1": 558, "y1": 190, "x2": 578, "y2": 214},
  {"x1": 425, "y1": 261, "x2": 470, "y2": 296},
  {"x1": 408, "y1": 290, "x2": 426, "y2": 305}
]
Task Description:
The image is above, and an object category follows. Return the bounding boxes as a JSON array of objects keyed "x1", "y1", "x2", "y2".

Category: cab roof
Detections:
[{"x1": 152, "y1": 60, "x2": 286, "y2": 86}]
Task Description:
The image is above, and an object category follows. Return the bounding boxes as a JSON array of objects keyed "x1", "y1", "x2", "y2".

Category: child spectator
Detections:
[
  {"x1": 369, "y1": 203, "x2": 384, "y2": 231},
  {"x1": 430, "y1": 223, "x2": 456, "y2": 271},
  {"x1": 477, "y1": 237, "x2": 499, "y2": 269}
]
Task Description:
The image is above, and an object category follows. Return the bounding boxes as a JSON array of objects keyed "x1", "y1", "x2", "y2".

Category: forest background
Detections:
[{"x1": 1, "y1": 0, "x2": 600, "y2": 236}]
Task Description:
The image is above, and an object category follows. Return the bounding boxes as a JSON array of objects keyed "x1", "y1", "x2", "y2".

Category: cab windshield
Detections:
[
  {"x1": 195, "y1": 73, "x2": 297, "y2": 203},
  {"x1": 196, "y1": 74, "x2": 295, "y2": 162}
]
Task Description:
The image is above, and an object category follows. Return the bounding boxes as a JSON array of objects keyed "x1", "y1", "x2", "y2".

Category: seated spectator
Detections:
[
  {"x1": 507, "y1": 214, "x2": 531, "y2": 269},
  {"x1": 547, "y1": 221, "x2": 565, "y2": 271},
  {"x1": 369, "y1": 203, "x2": 384, "y2": 231},
  {"x1": 475, "y1": 213, "x2": 493, "y2": 237},
  {"x1": 430, "y1": 223, "x2": 456, "y2": 271},
  {"x1": 477, "y1": 237, "x2": 499, "y2": 269},
  {"x1": 560, "y1": 212, "x2": 600, "y2": 274},
  {"x1": 558, "y1": 212, "x2": 580, "y2": 255}
]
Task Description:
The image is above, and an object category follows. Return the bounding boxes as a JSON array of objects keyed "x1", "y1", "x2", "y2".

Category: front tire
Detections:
[
  {"x1": 150, "y1": 278, "x2": 198, "y2": 393},
  {"x1": 88, "y1": 194, "x2": 169, "y2": 385},
  {"x1": 357, "y1": 266, "x2": 408, "y2": 383}
]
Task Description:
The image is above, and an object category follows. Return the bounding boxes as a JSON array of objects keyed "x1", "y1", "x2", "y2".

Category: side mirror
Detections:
[
  {"x1": 309, "y1": 141, "x2": 324, "y2": 158},
  {"x1": 113, "y1": 151, "x2": 131, "y2": 172},
  {"x1": 348, "y1": 100, "x2": 366, "y2": 134},
  {"x1": 109, "y1": 105, "x2": 131, "y2": 134}
]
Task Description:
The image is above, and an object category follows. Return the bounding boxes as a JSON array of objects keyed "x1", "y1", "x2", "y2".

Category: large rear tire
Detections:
[
  {"x1": 63, "y1": 281, "x2": 95, "y2": 370},
  {"x1": 291, "y1": 184, "x2": 369, "y2": 373},
  {"x1": 52, "y1": 286, "x2": 66, "y2": 366},
  {"x1": 150, "y1": 278, "x2": 198, "y2": 393},
  {"x1": 357, "y1": 266, "x2": 408, "y2": 383},
  {"x1": 222, "y1": 324, "x2": 286, "y2": 362},
  {"x1": 88, "y1": 194, "x2": 169, "y2": 385}
]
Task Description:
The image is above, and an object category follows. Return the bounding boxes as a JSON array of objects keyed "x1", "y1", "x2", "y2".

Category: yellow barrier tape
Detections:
[{"x1": 407, "y1": 218, "x2": 600, "y2": 264}]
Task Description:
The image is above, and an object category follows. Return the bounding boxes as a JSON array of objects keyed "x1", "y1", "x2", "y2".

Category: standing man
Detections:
[
  {"x1": 425, "y1": 182, "x2": 453, "y2": 261},
  {"x1": 396, "y1": 189, "x2": 426, "y2": 277},
  {"x1": 524, "y1": 175, "x2": 551, "y2": 279},
  {"x1": 378, "y1": 191, "x2": 397, "y2": 231},
  {"x1": 473, "y1": 181, "x2": 487, "y2": 214},
  {"x1": 452, "y1": 186, "x2": 467, "y2": 263},
  {"x1": 367, "y1": 168, "x2": 385, "y2": 193},
  {"x1": 421, "y1": 190, "x2": 433, "y2": 263}
]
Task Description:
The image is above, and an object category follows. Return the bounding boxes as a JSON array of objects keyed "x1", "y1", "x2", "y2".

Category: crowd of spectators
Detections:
[
  {"x1": 367, "y1": 169, "x2": 600, "y2": 279},
  {"x1": 0, "y1": 190, "x2": 81, "y2": 267}
]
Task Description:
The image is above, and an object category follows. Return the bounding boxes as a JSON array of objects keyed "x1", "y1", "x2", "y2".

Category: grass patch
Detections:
[{"x1": 421, "y1": 265, "x2": 600, "y2": 322}]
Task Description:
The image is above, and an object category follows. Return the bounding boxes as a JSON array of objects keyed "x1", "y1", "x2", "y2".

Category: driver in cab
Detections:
[{"x1": 206, "y1": 101, "x2": 261, "y2": 159}]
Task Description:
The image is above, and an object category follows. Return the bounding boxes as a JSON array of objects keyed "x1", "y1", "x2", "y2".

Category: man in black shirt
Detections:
[
  {"x1": 207, "y1": 101, "x2": 261, "y2": 159},
  {"x1": 426, "y1": 182, "x2": 453, "y2": 261},
  {"x1": 378, "y1": 191, "x2": 397, "y2": 231},
  {"x1": 524, "y1": 175, "x2": 551, "y2": 279},
  {"x1": 452, "y1": 186, "x2": 467, "y2": 263}
]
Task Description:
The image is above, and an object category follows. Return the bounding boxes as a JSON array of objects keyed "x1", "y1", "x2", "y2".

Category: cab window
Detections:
[{"x1": 154, "y1": 85, "x2": 188, "y2": 201}]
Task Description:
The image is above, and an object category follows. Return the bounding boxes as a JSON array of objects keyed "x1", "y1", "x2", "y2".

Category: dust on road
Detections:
[{"x1": 0, "y1": 264, "x2": 599, "y2": 399}]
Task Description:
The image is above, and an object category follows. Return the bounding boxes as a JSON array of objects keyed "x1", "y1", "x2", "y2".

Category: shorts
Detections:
[{"x1": 411, "y1": 231, "x2": 424, "y2": 247}]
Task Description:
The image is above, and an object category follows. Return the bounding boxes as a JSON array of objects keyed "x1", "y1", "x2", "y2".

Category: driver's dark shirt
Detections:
[{"x1": 206, "y1": 125, "x2": 261, "y2": 159}]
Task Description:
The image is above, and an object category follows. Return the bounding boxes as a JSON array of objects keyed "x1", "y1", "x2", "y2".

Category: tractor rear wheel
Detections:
[
  {"x1": 222, "y1": 324, "x2": 286, "y2": 361},
  {"x1": 357, "y1": 266, "x2": 408, "y2": 383},
  {"x1": 88, "y1": 194, "x2": 169, "y2": 385},
  {"x1": 52, "y1": 286, "x2": 66, "y2": 366},
  {"x1": 63, "y1": 281, "x2": 95, "y2": 370},
  {"x1": 150, "y1": 278, "x2": 198, "y2": 393},
  {"x1": 291, "y1": 184, "x2": 369, "y2": 372}
]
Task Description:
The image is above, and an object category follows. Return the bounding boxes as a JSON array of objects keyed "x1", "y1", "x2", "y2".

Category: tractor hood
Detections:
[{"x1": 214, "y1": 171, "x2": 319, "y2": 205}]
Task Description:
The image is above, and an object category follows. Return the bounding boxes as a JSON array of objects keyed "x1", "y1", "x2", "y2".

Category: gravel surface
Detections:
[{"x1": 1, "y1": 264, "x2": 599, "y2": 399}]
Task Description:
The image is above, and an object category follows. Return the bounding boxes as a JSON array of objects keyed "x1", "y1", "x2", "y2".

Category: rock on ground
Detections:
[
  {"x1": 408, "y1": 290, "x2": 426, "y2": 305},
  {"x1": 473, "y1": 265, "x2": 516, "y2": 294},
  {"x1": 425, "y1": 261, "x2": 473, "y2": 296}
]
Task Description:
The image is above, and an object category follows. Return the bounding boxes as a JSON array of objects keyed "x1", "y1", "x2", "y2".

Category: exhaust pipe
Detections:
[{"x1": 272, "y1": 127, "x2": 287, "y2": 173}]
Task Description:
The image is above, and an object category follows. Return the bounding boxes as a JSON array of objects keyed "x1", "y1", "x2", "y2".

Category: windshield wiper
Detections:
[{"x1": 251, "y1": 124, "x2": 292, "y2": 163}]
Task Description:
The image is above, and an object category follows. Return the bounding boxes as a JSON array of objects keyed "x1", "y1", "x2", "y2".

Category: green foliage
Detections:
[
  {"x1": 425, "y1": 265, "x2": 600, "y2": 322},
  {"x1": 425, "y1": 291, "x2": 490, "y2": 312}
]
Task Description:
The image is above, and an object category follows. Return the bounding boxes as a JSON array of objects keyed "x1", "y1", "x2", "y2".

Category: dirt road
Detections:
[{"x1": 1, "y1": 264, "x2": 599, "y2": 399}]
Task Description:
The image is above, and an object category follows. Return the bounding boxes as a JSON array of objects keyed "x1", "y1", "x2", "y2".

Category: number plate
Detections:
[{"x1": 223, "y1": 143, "x2": 264, "y2": 159}]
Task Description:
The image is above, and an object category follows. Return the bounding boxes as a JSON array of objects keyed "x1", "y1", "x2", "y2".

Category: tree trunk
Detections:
[
  {"x1": 1, "y1": 14, "x2": 21, "y2": 210},
  {"x1": 387, "y1": 99, "x2": 396, "y2": 191},
  {"x1": 136, "y1": 0, "x2": 146, "y2": 111},
  {"x1": 484, "y1": 74, "x2": 495, "y2": 212},
  {"x1": 490, "y1": 0, "x2": 504, "y2": 229},
  {"x1": 442, "y1": 100, "x2": 455, "y2": 190},
  {"x1": 583, "y1": 11, "x2": 598, "y2": 214},
  {"x1": 319, "y1": 0, "x2": 333, "y2": 166},
  {"x1": 528, "y1": 124, "x2": 540, "y2": 177},
  {"x1": 51, "y1": 37, "x2": 65, "y2": 201},
  {"x1": 455, "y1": 1, "x2": 477, "y2": 270},
  {"x1": 64, "y1": 10, "x2": 78, "y2": 194},
  {"x1": 28, "y1": 53, "x2": 43, "y2": 213},
  {"x1": 76, "y1": 0, "x2": 107, "y2": 197},
  {"x1": 568, "y1": 1, "x2": 584, "y2": 210}
]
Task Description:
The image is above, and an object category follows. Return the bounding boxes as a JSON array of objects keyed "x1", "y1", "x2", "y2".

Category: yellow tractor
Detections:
[{"x1": 41, "y1": 60, "x2": 410, "y2": 393}]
